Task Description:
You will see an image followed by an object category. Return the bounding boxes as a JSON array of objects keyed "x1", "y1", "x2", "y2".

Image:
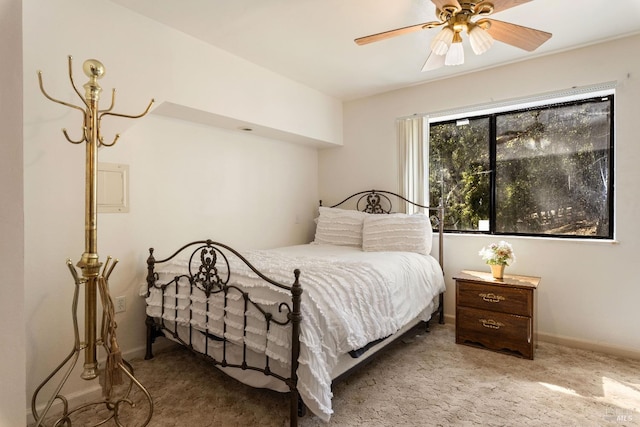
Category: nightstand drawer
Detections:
[
  {"x1": 457, "y1": 280, "x2": 532, "y2": 317},
  {"x1": 456, "y1": 306, "x2": 533, "y2": 359}
]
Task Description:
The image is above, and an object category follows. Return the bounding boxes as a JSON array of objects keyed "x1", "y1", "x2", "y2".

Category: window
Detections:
[{"x1": 428, "y1": 95, "x2": 614, "y2": 239}]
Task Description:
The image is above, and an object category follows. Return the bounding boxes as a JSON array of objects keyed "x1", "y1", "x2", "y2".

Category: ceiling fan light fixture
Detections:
[
  {"x1": 354, "y1": 0, "x2": 553, "y2": 72},
  {"x1": 430, "y1": 26, "x2": 454, "y2": 56},
  {"x1": 469, "y1": 24, "x2": 494, "y2": 55},
  {"x1": 444, "y1": 31, "x2": 464, "y2": 66}
]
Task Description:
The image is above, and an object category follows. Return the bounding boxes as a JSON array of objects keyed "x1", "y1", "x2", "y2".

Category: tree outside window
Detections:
[{"x1": 428, "y1": 96, "x2": 613, "y2": 239}]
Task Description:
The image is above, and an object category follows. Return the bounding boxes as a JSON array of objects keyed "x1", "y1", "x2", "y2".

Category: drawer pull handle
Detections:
[
  {"x1": 479, "y1": 292, "x2": 505, "y2": 303},
  {"x1": 479, "y1": 319, "x2": 504, "y2": 329}
]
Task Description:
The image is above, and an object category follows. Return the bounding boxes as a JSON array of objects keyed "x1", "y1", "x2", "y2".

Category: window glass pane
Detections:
[
  {"x1": 495, "y1": 99, "x2": 611, "y2": 236},
  {"x1": 429, "y1": 117, "x2": 490, "y2": 231}
]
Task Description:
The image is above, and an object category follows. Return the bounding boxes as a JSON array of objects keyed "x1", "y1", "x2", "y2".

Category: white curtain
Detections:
[{"x1": 397, "y1": 116, "x2": 428, "y2": 213}]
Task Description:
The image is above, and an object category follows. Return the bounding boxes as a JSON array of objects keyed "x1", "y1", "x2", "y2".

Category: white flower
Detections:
[{"x1": 479, "y1": 241, "x2": 515, "y2": 266}]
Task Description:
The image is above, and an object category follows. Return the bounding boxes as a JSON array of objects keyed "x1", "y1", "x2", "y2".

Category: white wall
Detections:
[
  {"x1": 0, "y1": 1, "x2": 25, "y2": 425},
  {"x1": 23, "y1": 0, "x2": 328, "y2": 419},
  {"x1": 320, "y1": 34, "x2": 640, "y2": 356},
  {"x1": 93, "y1": 113, "x2": 319, "y2": 371}
]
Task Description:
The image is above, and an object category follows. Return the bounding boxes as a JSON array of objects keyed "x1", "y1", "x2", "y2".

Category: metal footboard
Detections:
[{"x1": 144, "y1": 239, "x2": 303, "y2": 426}]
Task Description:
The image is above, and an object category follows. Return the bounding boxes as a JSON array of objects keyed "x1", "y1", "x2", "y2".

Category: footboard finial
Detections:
[
  {"x1": 289, "y1": 269, "x2": 303, "y2": 427},
  {"x1": 146, "y1": 248, "x2": 156, "y2": 297}
]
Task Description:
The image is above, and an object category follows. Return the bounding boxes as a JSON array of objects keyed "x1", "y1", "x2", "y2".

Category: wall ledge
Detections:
[{"x1": 152, "y1": 101, "x2": 341, "y2": 148}]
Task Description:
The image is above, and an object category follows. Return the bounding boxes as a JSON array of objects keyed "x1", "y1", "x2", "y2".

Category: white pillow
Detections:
[
  {"x1": 313, "y1": 207, "x2": 367, "y2": 247},
  {"x1": 362, "y1": 212, "x2": 433, "y2": 255}
]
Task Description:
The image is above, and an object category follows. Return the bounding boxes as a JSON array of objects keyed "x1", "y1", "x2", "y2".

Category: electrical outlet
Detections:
[{"x1": 114, "y1": 296, "x2": 126, "y2": 313}]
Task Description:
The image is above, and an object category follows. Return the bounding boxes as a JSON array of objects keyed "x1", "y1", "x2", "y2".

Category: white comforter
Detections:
[{"x1": 144, "y1": 244, "x2": 445, "y2": 421}]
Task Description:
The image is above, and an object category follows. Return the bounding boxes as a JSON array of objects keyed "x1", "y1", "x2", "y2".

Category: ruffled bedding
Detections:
[{"x1": 143, "y1": 244, "x2": 445, "y2": 421}]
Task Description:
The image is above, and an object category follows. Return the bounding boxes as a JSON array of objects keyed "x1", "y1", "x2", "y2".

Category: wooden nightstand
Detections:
[{"x1": 454, "y1": 270, "x2": 540, "y2": 359}]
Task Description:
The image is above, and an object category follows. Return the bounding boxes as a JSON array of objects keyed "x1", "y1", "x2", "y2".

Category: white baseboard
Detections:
[
  {"x1": 26, "y1": 343, "x2": 165, "y2": 425},
  {"x1": 536, "y1": 332, "x2": 640, "y2": 360},
  {"x1": 442, "y1": 313, "x2": 456, "y2": 325},
  {"x1": 444, "y1": 313, "x2": 640, "y2": 360}
]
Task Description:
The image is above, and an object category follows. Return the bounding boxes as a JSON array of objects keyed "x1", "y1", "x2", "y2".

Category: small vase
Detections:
[{"x1": 490, "y1": 264, "x2": 505, "y2": 279}]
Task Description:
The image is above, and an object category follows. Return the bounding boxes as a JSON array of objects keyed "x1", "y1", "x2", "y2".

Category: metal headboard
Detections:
[{"x1": 320, "y1": 189, "x2": 444, "y2": 273}]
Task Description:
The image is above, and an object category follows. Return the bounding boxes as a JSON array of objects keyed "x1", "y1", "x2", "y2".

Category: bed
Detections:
[{"x1": 143, "y1": 190, "x2": 445, "y2": 426}]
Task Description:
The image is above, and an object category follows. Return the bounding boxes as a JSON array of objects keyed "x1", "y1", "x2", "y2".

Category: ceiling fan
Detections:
[{"x1": 354, "y1": 0, "x2": 552, "y2": 71}]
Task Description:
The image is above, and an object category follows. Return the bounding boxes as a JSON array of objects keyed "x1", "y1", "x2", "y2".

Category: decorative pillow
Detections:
[
  {"x1": 362, "y1": 212, "x2": 433, "y2": 255},
  {"x1": 313, "y1": 207, "x2": 367, "y2": 247}
]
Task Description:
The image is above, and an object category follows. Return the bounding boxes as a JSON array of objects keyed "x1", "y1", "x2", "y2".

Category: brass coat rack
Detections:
[{"x1": 31, "y1": 56, "x2": 154, "y2": 426}]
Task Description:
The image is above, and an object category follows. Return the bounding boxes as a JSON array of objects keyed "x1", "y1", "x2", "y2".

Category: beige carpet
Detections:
[{"x1": 41, "y1": 323, "x2": 640, "y2": 426}]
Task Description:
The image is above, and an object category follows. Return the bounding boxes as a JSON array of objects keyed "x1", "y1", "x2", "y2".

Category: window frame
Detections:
[{"x1": 428, "y1": 94, "x2": 615, "y2": 240}]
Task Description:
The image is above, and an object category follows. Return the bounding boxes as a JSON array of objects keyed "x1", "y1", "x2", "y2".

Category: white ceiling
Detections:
[{"x1": 111, "y1": 0, "x2": 640, "y2": 101}]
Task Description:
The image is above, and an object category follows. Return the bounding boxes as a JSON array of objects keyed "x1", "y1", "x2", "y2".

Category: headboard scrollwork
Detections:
[
  {"x1": 357, "y1": 192, "x2": 390, "y2": 214},
  {"x1": 322, "y1": 189, "x2": 439, "y2": 215}
]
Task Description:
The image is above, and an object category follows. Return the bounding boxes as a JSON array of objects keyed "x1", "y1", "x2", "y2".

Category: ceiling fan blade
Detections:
[
  {"x1": 431, "y1": 0, "x2": 461, "y2": 13},
  {"x1": 490, "y1": 0, "x2": 533, "y2": 14},
  {"x1": 484, "y1": 18, "x2": 552, "y2": 51},
  {"x1": 355, "y1": 21, "x2": 440, "y2": 45},
  {"x1": 422, "y1": 50, "x2": 445, "y2": 71}
]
